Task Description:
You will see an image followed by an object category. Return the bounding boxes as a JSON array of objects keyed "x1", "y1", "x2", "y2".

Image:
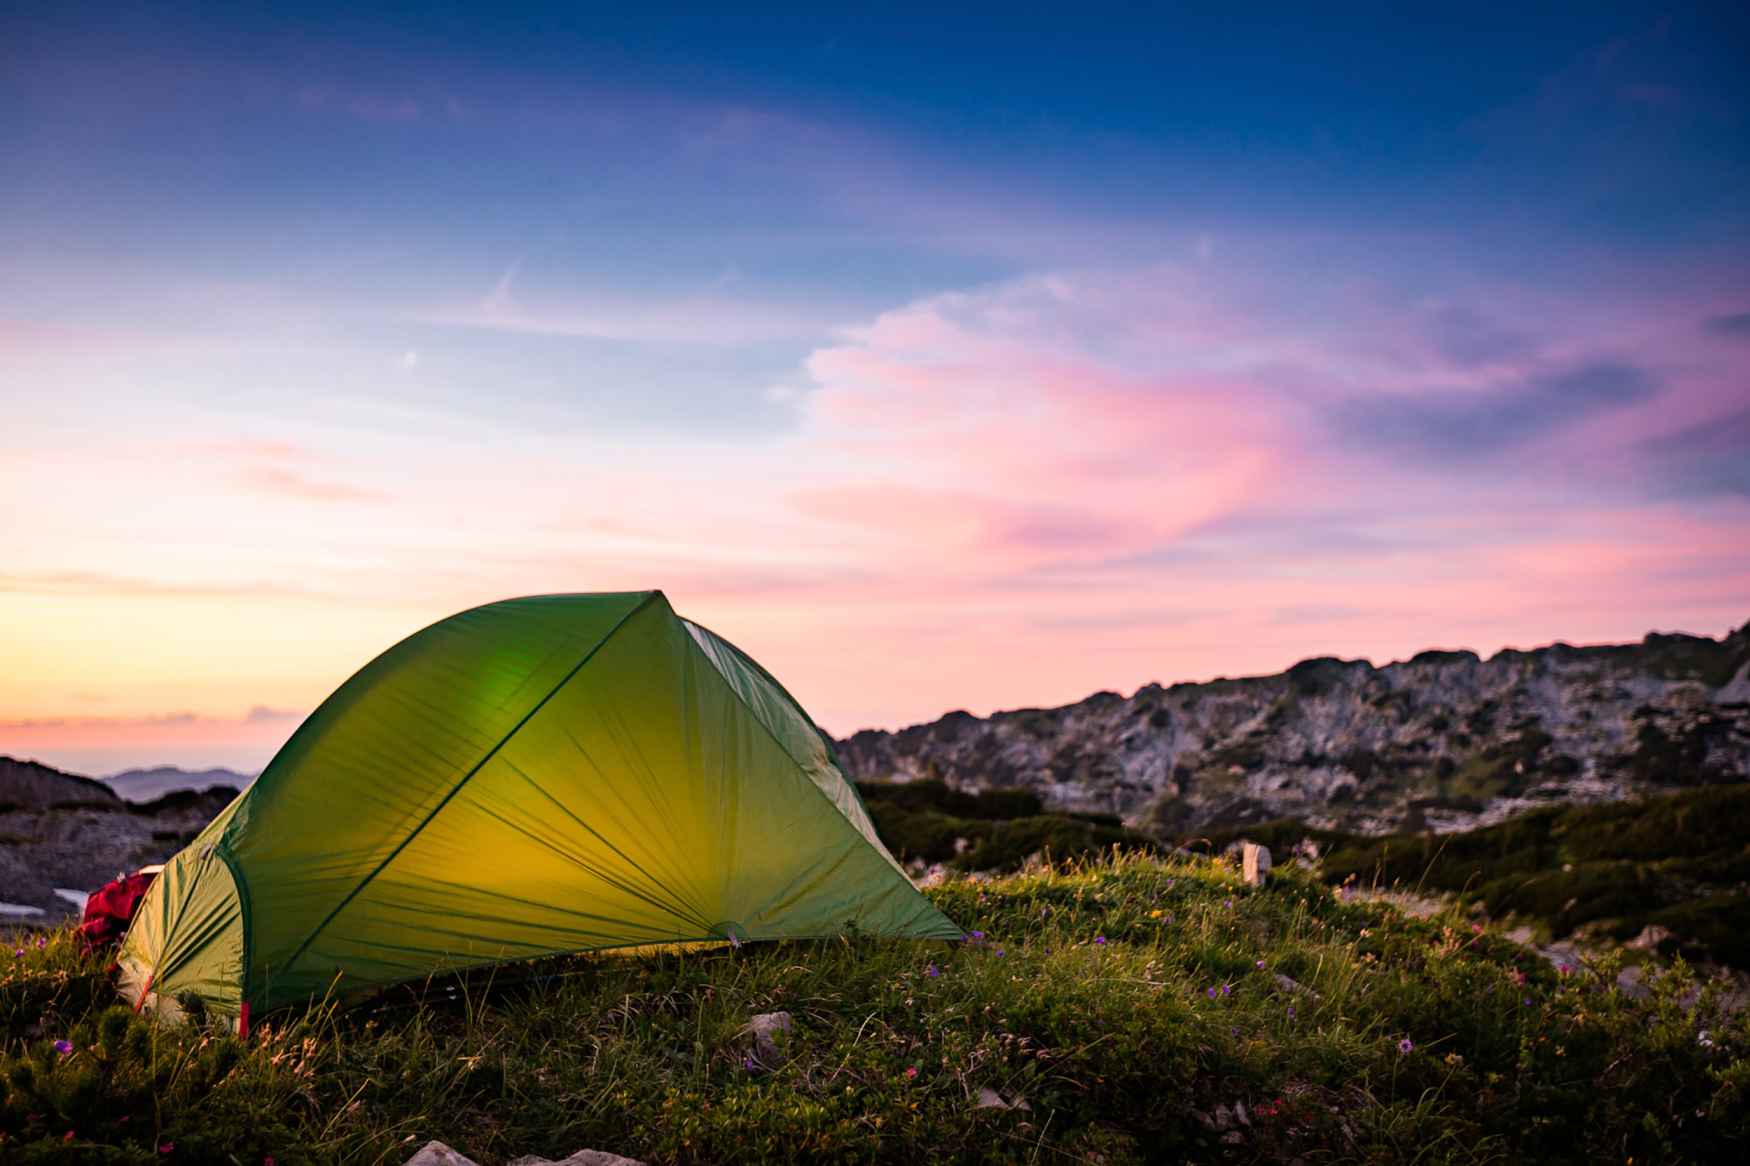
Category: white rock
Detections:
[
  {"x1": 404, "y1": 1142, "x2": 480, "y2": 1166},
  {"x1": 973, "y1": 1086, "x2": 1030, "y2": 1111},
  {"x1": 1242, "y1": 842, "x2": 1272, "y2": 885},
  {"x1": 508, "y1": 1152, "x2": 648, "y2": 1166},
  {"x1": 740, "y1": 1010, "x2": 794, "y2": 1066}
]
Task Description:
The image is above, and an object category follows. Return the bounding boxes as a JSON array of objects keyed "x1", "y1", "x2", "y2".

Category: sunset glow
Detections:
[{"x1": 3, "y1": 4, "x2": 1747, "y2": 774}]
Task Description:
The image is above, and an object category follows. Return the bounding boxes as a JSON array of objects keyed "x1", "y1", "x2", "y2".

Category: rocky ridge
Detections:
[
  {"x1": 0, "y1": 756, "x2": 238, "y2": 922},
  {"x1": 834, "y1": 622, "x2": 1750, "y2": 836}
]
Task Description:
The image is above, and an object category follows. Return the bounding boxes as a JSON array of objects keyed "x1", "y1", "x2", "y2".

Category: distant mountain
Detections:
[
  {"x1": 0, "y1": 755, "x2": 121, "y2": 809},
  {"x1": 105, "y1": 765, "x2": 254, "y2": 803},
  {"x1": 834, "y1": 622, "x2": 1750, "y2": 837}
]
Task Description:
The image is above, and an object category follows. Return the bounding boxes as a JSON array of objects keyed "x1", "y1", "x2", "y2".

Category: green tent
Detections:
[{"x1": 118, "y1": 591, "x2": 959, "y2": 1027}]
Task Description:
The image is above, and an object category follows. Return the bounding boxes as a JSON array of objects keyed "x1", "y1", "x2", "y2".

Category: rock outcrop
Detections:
[
  {"x1": 835, "y1": 622, "x2": 1750, "y2": 836},
  {"x1": 0, "y1": 756, "x2": 238, "y2": 920},
  {"x1": 0, "y1": 756, "x2": 121, "y2": 810}
]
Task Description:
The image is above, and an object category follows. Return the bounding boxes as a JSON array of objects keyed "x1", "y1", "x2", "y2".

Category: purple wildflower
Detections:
[
  {"x1": 1397, "y1": 1038, "x2": 1413, "y2": 1055},
  {"x1": 1255, "y1": 959, "x2": 1265, "y2": 969},
  {"x1": 36, "y1": 936, "x2": 46, "y2": 949},
  {"x1": 1094, "y1": 935, "x2": 1106, "y2": 945},
  {"x1": 971, "y1": 930, "x2": 985, "y2": 940},
  {"x1": 742, "y1": 1055, "x2": 755, "y2": 1071},
  {"x1": 1206, "y1": 987, "x2": 1217, "y2": 999},
  {"x1": 53, "y1": 1040, "x2": 72, "y2": 1056},
  {"x1": 926, "y1": 964, "x2": 940, "y2": 977},
  {"x1": 1225, "y1": 899, "x2": 1233, "y2": 909},
  {"x1": 1221, "y1": 982, "x2": 1232, "y2": 996},
  {"x1": 1522, "y1": 997, "x2": 1533, "y2": 1007},
  {"x1": 1286, "y1": 1006, "x2": 1296, "y2": 1019},
  {"x1": 10, "y1": 949, "x2": 19, "y2": 958}
]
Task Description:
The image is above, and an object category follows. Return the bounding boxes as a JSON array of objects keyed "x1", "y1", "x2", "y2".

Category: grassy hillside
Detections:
[
  {"x1": 856, "y1": 779, "x2": 1162, "y2": 871},
  {"x1": 1192, "y1": 784, "x2": 1750, "y2": 968},
  {"x1": 4, "y1": 854, "x2": 1747, "y2": 1163}
]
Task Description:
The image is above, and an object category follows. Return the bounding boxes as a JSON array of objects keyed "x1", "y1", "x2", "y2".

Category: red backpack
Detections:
[{"x1": 77, "y1": 868, "x2": 160, "y2": 954}]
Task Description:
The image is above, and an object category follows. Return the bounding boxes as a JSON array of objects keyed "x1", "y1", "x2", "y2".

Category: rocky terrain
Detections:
[
  {"x1": 836, "y1": 622, "x2": 1750, "y2": 836},
  {"x1": 0, "y1": 755, "x2": 238, "y2": 923}
]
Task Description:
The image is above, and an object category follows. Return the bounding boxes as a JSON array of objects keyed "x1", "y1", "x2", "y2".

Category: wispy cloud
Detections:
[
  {"x1": 1704, "y1": 312, "x2": 1750, "y2": 338},
  {"x1": 1635, "y1": 408, "x2": 1750, "y2": 499},
  {"x1": 1331, "y1": 362, "x2": 1658, "y2": 463},
  {"x1": 238, "y1": 466, "x2": 383, "y2": 503},
  {"x1": 422, "y1": 261, "x2": 846, "y2": 345}
]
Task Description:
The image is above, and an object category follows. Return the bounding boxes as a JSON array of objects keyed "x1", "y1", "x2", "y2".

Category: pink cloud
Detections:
[{"x1": 237, "y1": 466, "x2": 383, "y2": 503}]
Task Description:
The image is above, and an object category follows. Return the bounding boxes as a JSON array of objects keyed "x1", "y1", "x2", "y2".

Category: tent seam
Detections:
[
  {"x1": 681, "y1": 618, "x2": 890, "y2": 838},
  {"x1": 275, "y1": 591, "x2": 661, "y2": 981},
  {"x1": 680, "y1": 628, "x2": 957, "y2": 935},
  {"x1": 214, "y1": 844, "x2": 253, "y2": 1013}
]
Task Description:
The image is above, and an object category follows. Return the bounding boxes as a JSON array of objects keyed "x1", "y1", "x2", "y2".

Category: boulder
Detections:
[
  {"x1": 1627, "y1": 924, "x2": 1673, "y2": 951},
  {"x1": 1242, "y1": 842, "x2": 1272, "y2": 886},
  {"x1": 740, "y1": 1010, "x2": 794, "y2": 1067},
  {"x1": 404, "y1": 1143, "x2": 479, "y2": 1166},
  {"x1": 508, "y1": 1152, "x2": 648, "y2": 1166},
  {"x1": 973, "y1": 1086, "x2": 1030, "y2": 1111}
]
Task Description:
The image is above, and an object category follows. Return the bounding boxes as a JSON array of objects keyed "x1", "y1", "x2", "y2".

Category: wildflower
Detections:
[
  {"x1": 11, "y1": 949, "x2": 20, "y2": 958},
  {"x1": 742, "y1": 1055, "x2": 755, "y2": 1071},
  {"x1": 995, "y1": 949, "x2": 1006, "y2": 957},
  {"x1": 1225, "y1": 899, "x2": 1233, "y2": 909},
  {"x1": 1523, "y1": 998, "x2": 1533, "y2": 1007},
  {"x1": 1397, "y1": 1038, "x2": 1413, "y2": 1055},
  {"x1": 1221, "y1": 982, "x2": 1232, "y2": 996},
  {"x1": 926, "y1": 964, "x2": 939, "y2": 977},
  {"x1": 264, "y1": 1158, "x2": 277, "y2": 1166},
  {"x1": 1286, "y1": 1006, "x2": 1296, "y2": 1019},
  {"x1": 1255, "y1": 959, "x2": 1265, "y2": 969},
  {"x1": 1207, "y1": 987, "x2": 1217, "y2": 999},
  {"x1": 971, "y1": 930, "x2": 985, "y2": 940},
  {"x1": 53, "y1": 1039, "x2": 72, "y2": 1056},
  {"x1": 1149, "y1": 909, "x2": 1162, "y2": 919},
  {"x1": 36, "y1": 936, "x2": 46, "y2": 949},
  {"x1": 904, "y1": 1066, "x2": 918, "y2": 1080},
  {"x1": 1094, "y1": 935, "x2": 1106, "y2": 945},
  {"x1": 159, "y1": 1143, "x2": 175, "y2": 1155},
  {"x1": 1165, "y1": 913, "x2": 1174, "y2": 924}
]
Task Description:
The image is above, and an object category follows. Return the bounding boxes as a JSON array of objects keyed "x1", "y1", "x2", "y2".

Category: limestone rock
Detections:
[
  {"x1": 1242, "y1": 842, "x2": 1272, "y2": 885},
  {"x1": 830, "y1": 622, "x2": 1750, "y2": 836},
  {"x1": 507, "y1": 1151, "x2": 648, "y2": 1166},
  {"x1": 404, "y1": 1143, "x2": 480, "y2": 1166},
  {"x1": 973, "y1": 1086, "x2": 1030, "y2": 1111},
  {"x1": 1628, "y1": 924, "x2": 1674, "y2": 951},
  {"x1": 740, "y1": 1010, "x2": 794, "y2": 1067}
]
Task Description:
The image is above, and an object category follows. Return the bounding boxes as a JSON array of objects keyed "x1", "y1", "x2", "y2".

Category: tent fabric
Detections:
[{"x1": 117, "y1": 592, "x2": 960, "y2": 1022}]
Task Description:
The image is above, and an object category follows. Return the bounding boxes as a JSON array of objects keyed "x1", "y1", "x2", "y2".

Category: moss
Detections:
[
  {"x1": 860, "y1": 782, "x2": 1158, "y2": 871},
  {"x1": 1181, "y1": 784, "x2": 1750, "y2": 969}
]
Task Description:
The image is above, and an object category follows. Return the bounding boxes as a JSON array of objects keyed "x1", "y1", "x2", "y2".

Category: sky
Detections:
[{"x1": 2, "y1": 2, "x2": 1748, "y2": 776}]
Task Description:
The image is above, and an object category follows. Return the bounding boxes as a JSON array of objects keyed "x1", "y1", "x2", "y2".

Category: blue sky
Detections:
[{"x1": 2, "y1": 2, "x2": 1747, "y2": 772}]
